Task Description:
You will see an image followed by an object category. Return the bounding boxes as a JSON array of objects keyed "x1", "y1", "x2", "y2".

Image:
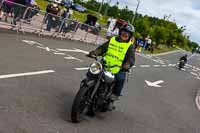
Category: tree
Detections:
[
  {"x1": 107, "y1": 4, "x2": 120, "y2": 18},
  {"x1": 80, "y1": 0, "x2": 197, "y2": 51},
  {"x1": 134, "y1": 17, "x2": 150, "y2": 37},
  {"x1": 84, "y1": 0, "x2": 100, "y2": 12},
  {"x1": 119, "y1": 6, "x2": 134, "y2": 22}
]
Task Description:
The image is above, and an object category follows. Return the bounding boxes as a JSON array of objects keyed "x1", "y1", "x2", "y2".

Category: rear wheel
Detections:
[{"x1": 71, "y1": 86, "x2": 91, "y2": 123}]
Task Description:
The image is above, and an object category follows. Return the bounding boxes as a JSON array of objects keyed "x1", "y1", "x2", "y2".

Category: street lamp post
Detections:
[
  {"x1": 98, "y1": 0, "x2": 105, "y2": 14},
  {"x1": 104, "y1": 0, "x2": 112, "y2": 16},
  {"x1": 131, "y1": 0, "x2": 140, "y2": 24}
]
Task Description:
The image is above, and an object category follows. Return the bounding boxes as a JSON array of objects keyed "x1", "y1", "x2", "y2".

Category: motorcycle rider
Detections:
[
  {"x1": 179, "y1": 54, "x2": 187, "y2": 68},
  {"x1": 88, "y1": 24, "x2": 135, "y2": 106},
  {"x1": 179, "y1": 54, "x2": 187, "y2": 63}
]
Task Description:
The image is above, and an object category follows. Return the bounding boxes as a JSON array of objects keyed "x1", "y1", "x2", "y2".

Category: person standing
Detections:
[
  {"x1": 58, "y1": 7, "x2": 70, "y2": 33},
  {"x1": 0, "y1": 0, "x2": 15, "y2": 22},
  {"x1": 12, "y1": 0, "x2": 26, "y2": 29},
  {"x1": 45, "y1": 2, "x2": 60, "y2": 31}
]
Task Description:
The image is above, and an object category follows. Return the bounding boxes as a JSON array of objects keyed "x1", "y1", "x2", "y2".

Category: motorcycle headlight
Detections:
[{"x1": 89, "y1": 61, "x2": 102, "y2": 75}]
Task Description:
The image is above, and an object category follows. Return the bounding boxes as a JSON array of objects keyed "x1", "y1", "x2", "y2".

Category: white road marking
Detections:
[
  {"x1": 64, "y1": 55, "x2": 83, "y2": 62},
  {"x1": 74, "y1": 48, "x2": 89, "y2": 54},
  {"x1": 54, "y1": 52, "x2": 66, "y2": 55},
  {"x1": 191, "y1": 72, "x2": 198, "y2": 76},
  {"x1": 192, "y1": 69, "x2": 198, "y2": 72},
  {"x1": 22, "y1": 40, "x2": 44, "y2": 46},
  {"x1": 140, "y1": 65, "x2": 151, "y2": 68},
  {"x1": 196, "y1": 77, "x2": 200, "y2": 80},
  {"x1": 36, "y1": 46, "x2": 58, "y2": 52},
  {"x1": 136, "y1": 53, "x2": 164, "y2": 64},
  {"x1": 162, "y1": 65, "x2": 167, "y2": 67},
  {"x1": 185, "y1": 66, "x2": 189, "y2": 69},
  {"x1": 186, "y1": 64, "x2": 192, "y2": 67},
  {"x1": 153, "y1": 65, "x2": 161, "y2": 67},
  {"x1": 192, "y1": 66, "x2": 200, "y2": 70},
  {"x1": 145, "y1": 80, "x2": 164, "y2": 88},
  {"x1": 181, "y1": 68, "x2": 186, "y2": 71},
  {"x1": 57, "y1": 48, "x2": 89, "y2": 54},
  {"x1": 75, "y1": 67, "x2": 89, "y2": 71},
  {"x1": 152, "y1": 50, "x2": 184, "y2": 56},
  {"x1": 157, "y1": 59, "x2": 165, "y2": 64},
  {"x1": 168, "y1": 64, "x2": 176, "y2": 67},
  {"x1": 0, "y1": 70, "x2": 55, "y2": 79},
  {"x1": 46, "y1": 47, "x2": 50, "y2": 52}
]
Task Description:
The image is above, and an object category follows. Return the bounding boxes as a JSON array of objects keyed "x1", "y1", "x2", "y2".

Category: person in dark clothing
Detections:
[
  {"x1": 45, "y1": 2, "x2": 60, "y2": 31},
  {"x1": 12, "y1": 0, "x2": 26, "y2": 29},
  {"x1": 88, "y1": 24, "x2": 135, "y2": 102},
  {"x1": 58, "y1": 7, "x2": 70, "y2": 33},
  {"x1": 0, "y1": 0, "x2": 15, "y2": 22},
  {"x1": 179, "y1": 54, "x2": 187, "y2": 63}
]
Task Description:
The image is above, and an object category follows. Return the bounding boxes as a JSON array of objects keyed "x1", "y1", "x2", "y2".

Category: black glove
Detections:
[{"x1": 89, "y1": 51, "x2": 96, "y2": 56}]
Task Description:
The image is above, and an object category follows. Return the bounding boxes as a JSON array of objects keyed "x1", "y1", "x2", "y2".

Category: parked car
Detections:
[
  {"x1": 61, "y1": 0, "x2": 73, "y2": 8},
  {"x1": 72, "y1": 4, "x2": 87, "y2": 12},
  {"x1": 48, "y1": 0, "x2": 62, "y2": 4},
  {"x1": 48, "y1": 0, "x2": 73, "y2": 7}
]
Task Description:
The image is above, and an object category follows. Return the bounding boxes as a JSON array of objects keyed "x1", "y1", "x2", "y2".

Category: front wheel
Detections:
[{"x1": 71, "y1": 86, "x2": 91, "y2": 123}]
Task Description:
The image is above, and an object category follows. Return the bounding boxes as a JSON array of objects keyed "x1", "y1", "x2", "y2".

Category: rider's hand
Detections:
[{"x1": 89, "y1": 51, "x2": 96, "y2": 56}]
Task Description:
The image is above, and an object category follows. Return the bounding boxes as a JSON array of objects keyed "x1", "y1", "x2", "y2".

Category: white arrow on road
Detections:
[
  {"x1": 22, "y1": 40, "x2": 44, "y2": 46},
  {"x1": 57, "y1": 48, "x2": 89, "y2": 54},
  {"x1": 145, "y1": 80, "x2": 164, "y2": 88}
]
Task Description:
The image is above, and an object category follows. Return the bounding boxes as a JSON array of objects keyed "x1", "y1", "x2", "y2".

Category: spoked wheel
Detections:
[{"x1": 71, "y1": 86, "x2": 91, "y2": 123}]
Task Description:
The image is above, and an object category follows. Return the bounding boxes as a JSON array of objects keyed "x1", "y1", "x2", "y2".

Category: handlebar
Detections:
[{"x1": 86, "y1": 54, "x2": 130, "y2": 72}]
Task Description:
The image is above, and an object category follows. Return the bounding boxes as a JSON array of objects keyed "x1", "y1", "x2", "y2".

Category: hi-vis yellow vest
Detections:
[{"x1": 104, "y1": 37, "x2": 132, "y2": 74}]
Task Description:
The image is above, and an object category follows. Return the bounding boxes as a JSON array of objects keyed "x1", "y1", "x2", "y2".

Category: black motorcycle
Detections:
[
  {"x1": 71, "y1": 55, "x2": 119, "y2": 123},
  {"x1": 178, "y1": 60, "x2": 185, "y2": 69}
]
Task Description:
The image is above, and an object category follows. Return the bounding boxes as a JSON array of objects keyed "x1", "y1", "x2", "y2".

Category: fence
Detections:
[{"x1": 0, "y1": 0, "x2": 107, "y2": 45}]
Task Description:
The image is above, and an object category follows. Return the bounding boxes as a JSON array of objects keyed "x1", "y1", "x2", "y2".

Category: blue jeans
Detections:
[{"x1": 113, "y1": 71, "x2": 127, "y2": 96}]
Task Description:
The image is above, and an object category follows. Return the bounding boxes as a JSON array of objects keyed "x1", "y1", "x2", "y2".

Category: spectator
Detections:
[
  {"x1": 12, "y1": 0, "x2": 26, "y2": 29},
  {"x1": 0, "y1": 0, "x2": 15, "y2": 22},
  {"x1": 58, "y1": 7, "x2": 70, "y2": 33},
  {"x1": 45, "y1": 2, "x2": 60, "y2": 31},
  {"x1": 145, "y1": 35, "x2": 152, "y2": 51},
  {"x1": 24, "y1": 1, "x2": 40, "y2": 22},
  {"x1": 150, "y1": 42, "x2": 156, "y2": 54}
]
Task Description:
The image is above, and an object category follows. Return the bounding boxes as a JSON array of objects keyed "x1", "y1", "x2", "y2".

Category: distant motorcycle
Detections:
[
  {"x1": 178, "y1": 60, "x2": 185, "y2": 70},
  {"x1": 71, "y1": 55, "x2": 121, "y2": 123}
]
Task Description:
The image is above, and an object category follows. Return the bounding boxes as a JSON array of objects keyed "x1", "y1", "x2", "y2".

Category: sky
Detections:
[{"x1": 105, "y1": 0, "x2": 200, "y2": 44}]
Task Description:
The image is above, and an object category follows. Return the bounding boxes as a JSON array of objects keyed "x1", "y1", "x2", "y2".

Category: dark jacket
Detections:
[
  {"x1": 15, "y1": 0, "x2": 26, "y2": 5},
  {"x1": 90, "y1": 37, "x2": 135, "y2": 71},
  {"x1": 180, "y1": 56, "x2": 187, "y2": 63}
]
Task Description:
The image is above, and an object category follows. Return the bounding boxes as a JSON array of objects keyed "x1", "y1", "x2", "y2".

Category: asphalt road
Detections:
[{"x1": 0, "y1": 30, "x2": 200, "y2": 133}]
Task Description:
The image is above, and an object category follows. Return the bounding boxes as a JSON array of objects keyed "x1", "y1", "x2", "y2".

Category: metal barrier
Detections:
[{"x1": 0, "y1": 0, "x2": 107, "y2": 45}]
